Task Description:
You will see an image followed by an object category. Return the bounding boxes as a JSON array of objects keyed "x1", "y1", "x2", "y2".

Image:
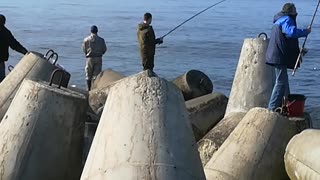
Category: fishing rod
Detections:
[
  {"x1": 292, "y1": 0, "x2": 320, "y2": 76},
  {"x1": 160, "y1": 0, "x2": 227, "y2": 39}
]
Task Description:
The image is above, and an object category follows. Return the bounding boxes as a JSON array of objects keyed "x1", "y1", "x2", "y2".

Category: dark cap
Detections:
[
  {"x1": 282, "y1": 3, "x2": 297, "y2": 15},
  {"x1": 0, "y1": 14, "x2": 6, "y2": 25},
  {"x1": 144, "y1": 12, "x2": 152, "y2": 21},
  {"x1": 91, "y1": 25, "x2": 98, "y2": 34}
]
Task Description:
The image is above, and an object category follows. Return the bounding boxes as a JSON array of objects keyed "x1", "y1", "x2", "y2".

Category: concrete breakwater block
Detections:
[
  {"x1": 91, "y1": 68, "x2": 125, "y2": 90},
  {"x1": 197, "y1": 112, "x2": 246, "y2": 166},
  {"x1": 172, "y1": 70, "x2": 213, "y2": 101},
  {"x1": 81, "y1": 71, "x2": 206, "y2": 180},
  {"x1": 88, "y1": 86, "x2": 109, "y2": 116},
  {"x1": 288, "y1": 113, "x2": 311, "y2": 132},
  {"x1": 88, "y1": 80, "x2": 121, "y2": 117},
  {"x1": 88, "y1": 71, "x2": 157, "y2": 118},
  {"x1": 0, "y1": 79, "x2": 87, "y2": 180},
  {"x1": 68, "y1": 86, "x2": 89, "y2": 97},
  {"x1": 285, "y1": 129, "x2": 320, "y2": 180},
  {"x1": 186, "y1": 92, "x2": 228, "y2": 141},
  {"x1": 82, "y1": 122, "x2": 98, "y2": 166},
  {"x1": 0, "y1": 51, "x2": 68, "y2": 121},
  {"x1": 225, "y1": 37, "x2": 274, "y2": 114},
  {"x1": 204, "y1": 108, "x2": 298, "y2": 180}
]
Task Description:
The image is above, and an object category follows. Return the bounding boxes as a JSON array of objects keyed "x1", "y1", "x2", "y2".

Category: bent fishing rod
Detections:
[
  {"x1": 292, "y1": 0, "x2": 320, "y2": 76},
  {"x1": 160, "y1": 0, "x2": 227, "y2": 39}
]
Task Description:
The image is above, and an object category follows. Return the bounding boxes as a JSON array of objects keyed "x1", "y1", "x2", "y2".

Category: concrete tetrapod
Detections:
[
  {"x1": 0, "y1": 79, "x2": 87, "y2": 180},
  {"x1": 81, "y1": 71, "x2": 206, "y2": 180},
  {"x1": 83, "y1": 122, "x2": 98, "y2": 166},
  {"x1": 284, "y1": 129, "x2": 320, "y2": 180},
  {"x1": 204, "y1": 108, "x2": 298, "y2": 180},
  {"x1": 88, "y1": 79, "x2": 122, "y2": 118},
  {"x1": 91, "y1": 68, "x2": 125, "y2": 90},
  {"x1": 0, "y1": 51, "x2": 64, "y2": 121},
  {"x1": 197, "y1": 112, "x2": 246, "y2": 166},
  {"x1": 225, "y1": 36, "x2": 274, "y2": 114},
  {"x1": 89, "y1": 72, "x2": 158, "y2": 119},
  {"x1": 186, "y1": 93, "x2": 228, "y2": 141},
  {"x1": 68, "y1": 86, "x2": 89, "y2": 97},
  {"x1": 172, "y1": 70, "x2": 213, "y2": 101}
]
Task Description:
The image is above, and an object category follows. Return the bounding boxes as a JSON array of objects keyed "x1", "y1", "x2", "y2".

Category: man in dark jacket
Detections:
[
  {"x1": 0, "y1": 14, "x2": 28, "y2": 82},
  {"x1": 137, "y1": 12, "x2": 163, "y2": 71},
  {"x1": 265, "y1": 3, "x2": 311, "y2": 111}
]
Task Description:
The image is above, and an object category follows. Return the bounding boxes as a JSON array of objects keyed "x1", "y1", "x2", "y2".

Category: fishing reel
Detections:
[
  {"x1": 301, "y1": 48, "x2": 308, "y2": 56},
  {"x1": 275, "y1": 96, "x2": 289, "y2": 116}
]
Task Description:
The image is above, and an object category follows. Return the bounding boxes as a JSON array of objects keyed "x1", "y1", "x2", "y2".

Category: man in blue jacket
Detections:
[
  {"x1": 0, "y1": 14, "x2": 28, "y2": 83},
  {"x1": 265, "y1": 3, "x2": 311, "y2": 111}
]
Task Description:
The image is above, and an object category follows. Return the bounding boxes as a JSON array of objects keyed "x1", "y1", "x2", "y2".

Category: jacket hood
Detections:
[
  {"x1": 273, "y1": 12, "x2": 297, "y2": 23},
  {"x1": 138, "y1": 23, "x2": 150, "y2": 31},
  {"x1": 273, "y1": 12, "x2": 288, "y2": 23}
]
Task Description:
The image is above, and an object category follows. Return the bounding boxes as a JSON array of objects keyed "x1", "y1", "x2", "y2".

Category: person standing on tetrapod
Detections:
[
  {"x1": 137, "y1": 12, "x2": 163, "y2": 71},
  {"x1": 0, "y1": 14, "x2": 28, "y2": 83},
  {"x1": 82, "y1": 25, "x2": 107, "y2": 91},
  {"x1": 265, "y1": 3, "x2": 311, "y2": 111}
]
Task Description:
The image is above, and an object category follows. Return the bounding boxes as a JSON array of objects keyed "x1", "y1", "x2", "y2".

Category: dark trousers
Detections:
[
  {"x1": 0, "y1": 61, "x2": 5, "y2": 83},
  {"x1": 142, "y1": 56, "x2": 154, "y2": 71}
]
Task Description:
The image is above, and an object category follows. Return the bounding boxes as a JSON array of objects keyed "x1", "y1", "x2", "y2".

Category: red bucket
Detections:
[{"x1": 287, "y1": 94, "x2": 306, "y2": 117}]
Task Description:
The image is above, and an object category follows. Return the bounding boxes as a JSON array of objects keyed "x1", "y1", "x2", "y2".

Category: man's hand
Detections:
[
  {"x1": 159, "y1": 37, "x2": 163, "y2": 44},
  {"x1": 306, "y1": 27, "x2": 311, "y2": 34},
  {"x1": 156, "y1": 37, "x2": 164, "y2": 44},
  {"x1": 21, "y1": 48, "x2": 28, "y2": 55}
]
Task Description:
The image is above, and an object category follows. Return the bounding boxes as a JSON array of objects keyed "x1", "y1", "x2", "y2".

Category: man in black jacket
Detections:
[
  {"x1": 0, "y1": 14, "x2": 28, "y2": 82},
  {"x1": 137, "y1": 12, "x2": 163, "y2": 71}
]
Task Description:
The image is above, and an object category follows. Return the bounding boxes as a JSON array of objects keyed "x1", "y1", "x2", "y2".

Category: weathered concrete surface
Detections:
[
  {"x1": 0, "y1": 52, "x2": 61, "y2": 121},
  {"x1": 82, "y1": 122, "x2": 98, "y2": 166},
  {"x1": 88, "y1": 80, "x2": 120, "y2": 116},
  {"x1": 81, "y1": 71, "x2": 206, "y2": 180},
  {"x1": 68, "y1": 86, "x2": 89, "y2": 97},
  {"x1": 172, "y1": 69, "x2": 213, "y2": 101},
  {"x1": 204, "y1": 108, "x2": 298, "y2": 180},
  {"x1": 88, "y1": 71, "x2": 157, "y2": 117},
  {"x1": 186, "y1": 92, "x2": 228, "y2": 141},
  {"x1": 198, "y1": 112, "x2": 246, "y2": 166},
  {"x1": 91, "y1": 68, "x2": 125, "y2": 90},
  {"x1": 288, "y1": 112, "x2": 311, "y2": 133},
  {"x1": 0, "y1": 79, "x2": 87, "y2": 180},
  {"x1": 285, "y1": 129, "x2": 320, "y2": 180},
  {"x1": 225, "y1": 38, "x2": 274, "y2": 114},
  {"x1": 52, "y1": 69, "x2": 71, "y2": 88}
]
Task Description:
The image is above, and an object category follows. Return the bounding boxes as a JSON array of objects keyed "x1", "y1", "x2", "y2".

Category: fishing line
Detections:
[{"x1": 161, "y1": 0, "x2": 227, "y2": 38}]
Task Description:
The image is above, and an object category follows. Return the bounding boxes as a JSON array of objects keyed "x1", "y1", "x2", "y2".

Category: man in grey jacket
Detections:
[{"x1": 82, "y1": 25, "x2": 107, "y2": 91}]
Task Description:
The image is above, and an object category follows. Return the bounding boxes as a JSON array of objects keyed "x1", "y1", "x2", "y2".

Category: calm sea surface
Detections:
[{"x1": 2, "y1": 0, "x2": 320, "y2": 123}]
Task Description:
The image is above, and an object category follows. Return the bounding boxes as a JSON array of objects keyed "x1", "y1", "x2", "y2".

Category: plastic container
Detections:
[{"x1": 287, "y1": 94, "x2": 306, "y2": 117}]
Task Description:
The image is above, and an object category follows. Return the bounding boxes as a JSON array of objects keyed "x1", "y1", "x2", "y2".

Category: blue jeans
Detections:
[
  {"x1": 0, "y1": 61, "x2": 5, "y2": 83},
  {"x1": 268, "y1": 65, "x2": 290, "y2": 110}
]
